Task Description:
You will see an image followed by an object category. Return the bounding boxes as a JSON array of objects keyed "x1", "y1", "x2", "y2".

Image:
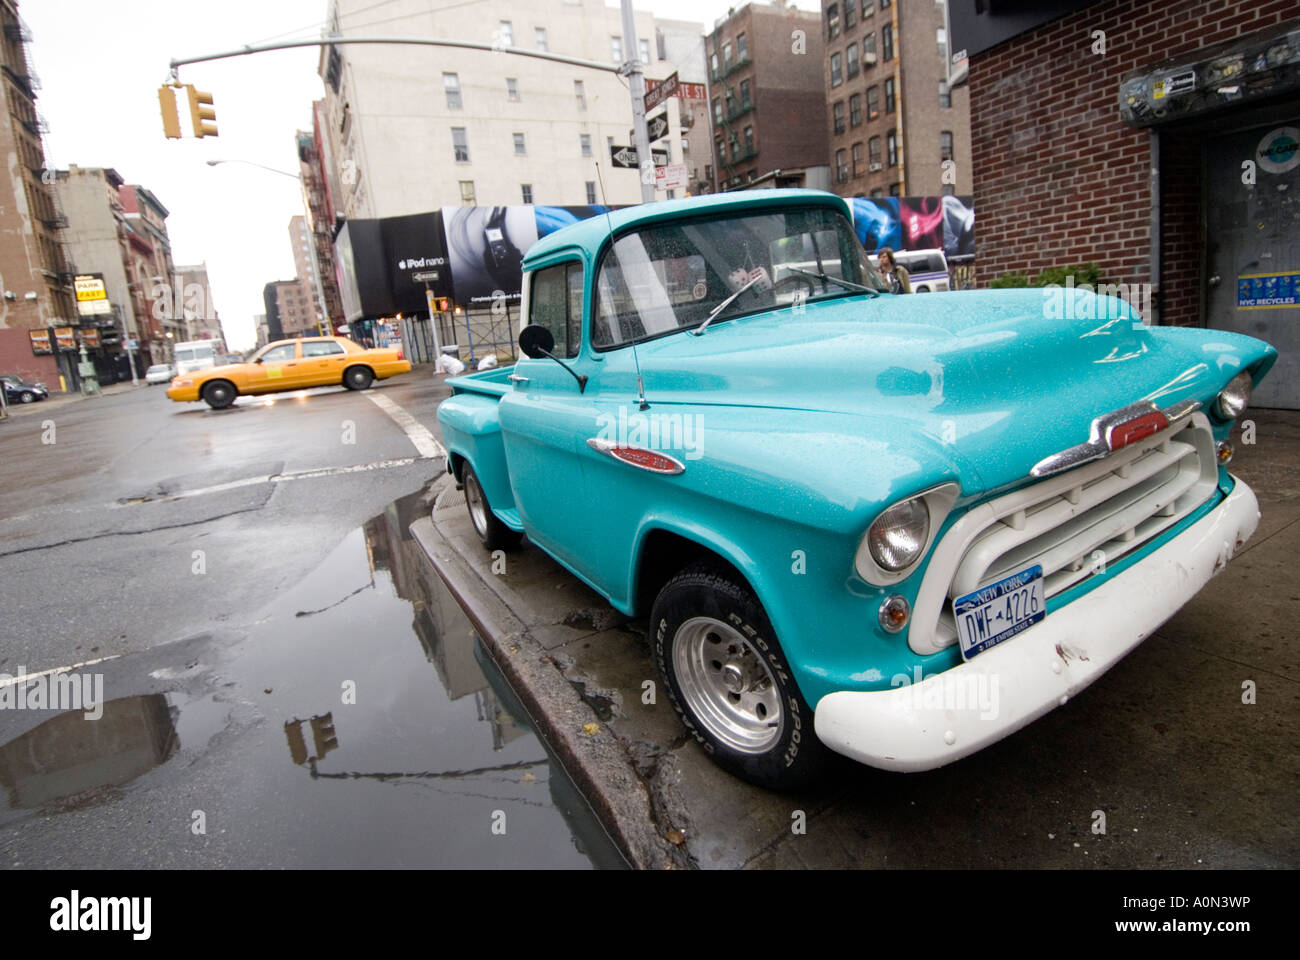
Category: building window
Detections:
[
  {"x1": 940, "y1": 130, "x2": 954, "y2": 161},
  {"x1": 739, "y1": 79, "x2": 752, "y2": 109},
  {"x1": 521, "y1": 183, "x2": 533, "y2": 204},
  {"x1": 849, "y1": 93, "x2": 862, "y2": 127},
  {"x1": 710, "y1": 52, "x2": 718, "y2": 76},
  {"x1": 847, "y1": 43, "x2": 859, "y2": 78},
  {"x1": 535, "y1": 27, "x2": 548, "y2": 51},
  {"x1": 886, "y1": 129, "x2": 897, "y2": 166},
  {"x1": 716, "y1": 138, "x2": 725, "y2": 165},
  {"x1": 574, "y1": 80, "x2": 586, "y2": 109},
  {"x1": 713, "y1": 97, "x2": 722, "y2": 124},
  {"x1": 611, "y1": 36, "x2": 623, "y2": 62},
  {"x1": 879, "y1": 0, "x2": 890, "y2": 8},
  {"x1": 443, "y1": 73, "x2": 462, "y2": 109},
  {"x1": 580, "y1": 134, "x2": 592, "y2": 157},
  {"x1": 938, "y1": 27, "x2": 947, "y2": 67},
  {"x1": 863, "y1": 31, "x2": 876, "y2": 61},
  {"x1": 884, "y1": 77, "x2": 895, "y2": 113},
  {"x1": 845, "y1": 2, "x2": 857, "y2": 29},
  {"x1": 513, "y1": 132, "x2": 526, "y2": 155},
  {"x1": 889, "y1": 182, "x2": 900, "y2": 197},
  {"x1": 744, "y1": 125, "x2": 754, "y2": 154},
  {"x1": 459, "y1": 180, "x2": 476, "y2": 204},
  {"x1": 607, "y1": 136, "x2": 615, "y2": 154},
  {"x1": 667, "y1": 188, "x2": 676, "y2": 199},
  {"x1": 830, "y1": 52, "x2": 843, "y2": 86},
  {"x1": 737, "y1": 32, "x2": 747, "y2": 60},
  {"x1": 863, "y1": 0, "x2": 875, "y2": 15},
  {"x1": 835, "y1": 148, "x2": 848, "y2": 183},
  {"x1": 723, "y1": 41, "x2": 732, "y2": 67},
  {"x1": 586, "y1": 181, "x2": 597, "y2": 204},
  {"x1": 506, "y1": 77, "x2": 519, "y2": 101},
  {"x1": 452, "y1": 127, "x2": 469, "y2": 162},
  {"x1": 640, "y1": 38, "x2": 651, "y2": 63},
  {"x1": 867, "y1": 85, "x2": 880, "y2": 119},
  {"x1": 833, "y1": 101, "x2": 846, "y2": 135},
  {"x1": 882, "y1": 24, "x2": 894, "y2": 61},
  {"x1": 827, "y1": 3, "x2": 840, "y2": 40},
  {"x1": 852, "y1": 142, "x2": 864, "y2": 177},
  {"x1": 656, "y1": 29, "x2": 667, "y2": 61},
  {"x1": 871, "y1": 188, "x2": 884, "y2": 199},
  {"x1": 869, "y1": 136, "x2": 881, "y2": 166},
  {"x1": 940, "y1": 81, "x2": 951, "y2": 109},
  {"x1": 498, "y1": 20, "x2": 513, "y2": 46}
]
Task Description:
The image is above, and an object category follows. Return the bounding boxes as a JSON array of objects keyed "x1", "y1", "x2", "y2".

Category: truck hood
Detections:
[{"x1": 610, "y1": 289, "x2": 1275, "y2": 495}]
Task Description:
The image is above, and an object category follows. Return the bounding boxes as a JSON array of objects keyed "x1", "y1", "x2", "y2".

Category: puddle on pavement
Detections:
[{"x1": 0, "y1": 485, "x2": 626, "y2": 869}]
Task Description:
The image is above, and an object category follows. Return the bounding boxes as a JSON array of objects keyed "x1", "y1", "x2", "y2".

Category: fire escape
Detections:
[{"x1": 711, "y1": 53, "x2": 757, "y2": 191}]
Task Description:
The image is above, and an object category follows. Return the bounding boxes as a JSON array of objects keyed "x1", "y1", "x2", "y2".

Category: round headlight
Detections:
[
  {"x1": 867, "y1": 497, "x2": 930, "y2": 572},
  {"x1": 1215, "y1": 371, "x2": 1252, "y2": 420}
]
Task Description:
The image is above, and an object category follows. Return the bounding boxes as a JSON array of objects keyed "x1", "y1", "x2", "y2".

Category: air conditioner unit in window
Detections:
[
  {"x1": 869, "y1": 162, "x2": 882, "y2": 172},
  {"x1": 862, "y1": 52, "x2": 877, "y2": 66}
]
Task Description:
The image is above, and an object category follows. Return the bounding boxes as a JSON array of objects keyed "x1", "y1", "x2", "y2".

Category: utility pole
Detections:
[{"x1": 619, "y1": 0, "x2": 656, "y2": 202}]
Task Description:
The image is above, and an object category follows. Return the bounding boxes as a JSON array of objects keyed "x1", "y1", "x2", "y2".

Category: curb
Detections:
[{"x1": 410, "y1": 477, "x2": 691, "y2": 870}]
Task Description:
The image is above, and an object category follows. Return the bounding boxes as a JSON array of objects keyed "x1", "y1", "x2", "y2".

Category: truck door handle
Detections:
[{"x1": 507, "y1": 374, "x2": 529, "y2": 384}]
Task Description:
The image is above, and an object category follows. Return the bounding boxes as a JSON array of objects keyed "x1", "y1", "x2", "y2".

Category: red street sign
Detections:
[{"x1": 644, "y1": 72, "x2": 677, "y2": 111}]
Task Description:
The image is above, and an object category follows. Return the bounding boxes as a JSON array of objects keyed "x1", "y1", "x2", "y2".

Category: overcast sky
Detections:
[{"x1": 28, "y1": 1, "x2": 816, "y2": 350}]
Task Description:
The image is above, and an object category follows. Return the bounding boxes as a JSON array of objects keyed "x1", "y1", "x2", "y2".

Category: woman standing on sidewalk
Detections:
[{"x1": 878, "y1": 248, "x2": 911, "y2": 295}]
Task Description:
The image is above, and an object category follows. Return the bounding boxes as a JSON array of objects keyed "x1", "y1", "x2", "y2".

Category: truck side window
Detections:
[{"x1": 530, "y1": 261, "x2": 582, "y2": 358}]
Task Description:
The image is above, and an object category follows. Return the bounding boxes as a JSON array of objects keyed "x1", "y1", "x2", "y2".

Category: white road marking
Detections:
[
  {"x1": 366, "y1": 392, "x2": 446, "y2": 460},
  {"x1": 113, "y1": 457, "x2": 425, "y2": 506},
  {"x1": 0, "y1": 654, "x2": 123, "y2": 687}
]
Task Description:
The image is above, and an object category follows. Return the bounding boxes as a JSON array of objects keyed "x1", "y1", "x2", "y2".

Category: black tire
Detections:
[
  {"x1": 19, "y1": 391, "x2": 35, "y2": 403},
  {"x1": 201, "y1": 380, "x2": 236, "y2": 410},
  {"x1": 343, "y1": 365, "x2": 374, "y2": 390},
  {"x1": 461, "y1": 462, "x2": 522, "y2": 551},
  {"x1": 651, "y1": 563, "x2": 831, "y2": 790}
]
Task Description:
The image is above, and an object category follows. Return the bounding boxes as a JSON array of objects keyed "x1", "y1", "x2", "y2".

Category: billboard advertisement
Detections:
[{"x1": 850, "y1": 195, "x2": 974, "y2": 260}]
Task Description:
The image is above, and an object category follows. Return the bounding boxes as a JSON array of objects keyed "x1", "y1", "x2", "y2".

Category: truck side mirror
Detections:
[{"x1": 519, "y1": 325, "x2": 555, "y2": 359}]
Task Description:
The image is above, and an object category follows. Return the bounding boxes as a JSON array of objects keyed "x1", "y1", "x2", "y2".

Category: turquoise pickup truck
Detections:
[{"x1": 436, "y1": 189, "x2": 1276, "y2": 789}]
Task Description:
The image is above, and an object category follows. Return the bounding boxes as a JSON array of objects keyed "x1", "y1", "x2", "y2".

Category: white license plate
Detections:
[{"x1": 952, "y1": 564, "x2": 1046, "y2": 661}]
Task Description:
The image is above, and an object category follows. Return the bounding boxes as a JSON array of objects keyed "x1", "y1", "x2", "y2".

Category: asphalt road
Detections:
[
  {"x1": 0, "y1": 376, "x2": 448, "y2": 669},
  {"x1": 0, "y1": 374, "x2": 622, "y2": 868}
]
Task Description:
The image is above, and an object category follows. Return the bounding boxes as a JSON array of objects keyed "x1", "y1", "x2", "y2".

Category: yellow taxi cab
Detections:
[{"x1": 166, "y1": 336, "x2": 412, "y2": 409}]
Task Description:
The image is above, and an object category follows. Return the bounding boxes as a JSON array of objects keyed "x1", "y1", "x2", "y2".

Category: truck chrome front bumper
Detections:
[{"x1": 813, "y1": 478, "x2": 1260, "y2": 772}]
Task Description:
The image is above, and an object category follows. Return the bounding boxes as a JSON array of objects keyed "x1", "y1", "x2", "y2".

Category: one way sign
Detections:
[
  {"x1": 629, "y1": 110, "x2": 669, "y2": 144},
  {"x1": 610, "y1": 145, "x2": 670, "y2": 168}
]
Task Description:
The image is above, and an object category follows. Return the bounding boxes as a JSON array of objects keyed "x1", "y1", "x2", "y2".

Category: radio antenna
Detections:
[{"x1": 595, "y1": 162, "x2": 649, "y2": 411}]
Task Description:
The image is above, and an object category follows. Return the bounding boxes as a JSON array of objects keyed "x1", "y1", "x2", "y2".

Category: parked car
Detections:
[
  {"x1": 435, "y1": 189, "x2": 1276, "y2": 789},
  {"x1": 145, "y1": 363, "x2": 175, "y2": 385},
  {"x1": 166, "y1": 336, "x2": 410, "y2": 409},
  {"x1": 1, "y1": 374, "x2": 49, "y2": 404}
]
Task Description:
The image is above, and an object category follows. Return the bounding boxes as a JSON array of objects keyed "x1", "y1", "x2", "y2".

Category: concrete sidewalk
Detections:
[{"x1": 414, "y1": 410, "x2": 1300, "y2": 870}]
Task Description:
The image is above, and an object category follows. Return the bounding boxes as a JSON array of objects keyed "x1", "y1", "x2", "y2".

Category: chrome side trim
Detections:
[
  {"x1": 1030, "y1": 399, "x2": 1201, "y2": 478},
  {"x1": 586, "y1": 437, "x2": 686, "y2": 475}
]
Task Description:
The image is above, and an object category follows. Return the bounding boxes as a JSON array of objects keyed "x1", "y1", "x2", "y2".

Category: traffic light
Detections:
[
  {"x1": 158, "y1": 85, "x2": 182, "y2": 139},
  {"x1": 185, "y1": 84, "x2": 218, "y2": 138}
]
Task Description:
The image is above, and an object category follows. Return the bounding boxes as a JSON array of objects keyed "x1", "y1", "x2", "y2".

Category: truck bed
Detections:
[{"x1": 446, "y1": 364, "x2": 515, "y2": 398}]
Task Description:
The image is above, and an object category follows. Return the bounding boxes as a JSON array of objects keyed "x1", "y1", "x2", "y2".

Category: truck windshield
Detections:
[{"x1": 592, "y1": 206, "x2": 886, "y2": 350}]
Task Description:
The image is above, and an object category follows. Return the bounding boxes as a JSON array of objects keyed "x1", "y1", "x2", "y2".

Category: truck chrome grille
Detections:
[{"x1": 910, "y1": 413, "x2": 1220, "y2": 655}]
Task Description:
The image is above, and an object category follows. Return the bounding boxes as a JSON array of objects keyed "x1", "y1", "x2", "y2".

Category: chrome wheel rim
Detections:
[
  {"x1": 673, "y1": 616, "x2": 782, "y2": 753},
  {"x1": 464, "y1": 475, "x2": 488, "y2": 537}
]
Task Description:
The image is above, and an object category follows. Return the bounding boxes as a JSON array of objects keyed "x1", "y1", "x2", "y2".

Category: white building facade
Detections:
[{"x1": 318, "y1": 0, "x2": 706, "y2": 216}]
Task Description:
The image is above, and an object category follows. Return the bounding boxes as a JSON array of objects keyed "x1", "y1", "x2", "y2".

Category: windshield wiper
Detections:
[
  {"x1": 785, "y1": 266, "x2": 880, "y2": 298},
  {"x1": 693, "y1": 272, "x2": 767, "y2": 335}
]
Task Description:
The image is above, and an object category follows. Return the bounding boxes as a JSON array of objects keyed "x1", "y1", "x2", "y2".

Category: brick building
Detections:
[
  {"x1": 0, "y1": 0, "x2": 76, "y2": 386},
  {"x1": 119, "y1": 185, "x2": 179, "y2": 365},
  {"x1": 707, "y1": 2, "x2": 829, "y2": 191},
  {"x1": 824, "y1": 0, "x2": 971, "y2": 199},
  {"x1": 297, "y1": 113, "x2": 344, "y2": 328},
  {"x1": 953, "y1": 0, "x2": 1299, "y2": 408}
]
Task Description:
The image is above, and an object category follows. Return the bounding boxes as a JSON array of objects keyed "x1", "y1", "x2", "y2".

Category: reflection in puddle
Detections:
[
  {"x1": 0, "y1": 484, "x2": 624, "y2": 867},
  {"x1": 0, "y1": 694, "x2": 178, "y2": 813}
]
